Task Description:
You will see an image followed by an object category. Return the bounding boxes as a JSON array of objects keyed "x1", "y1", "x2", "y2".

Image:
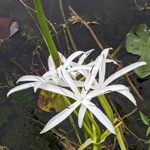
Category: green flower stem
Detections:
[
  {"x1": 100, "y1": 121, "x2": 123, "y2": 143},
  {"x1": 69, "y1": 115, "x2": 82, "y2": 144},
  {"x1": 62, "y1": 96, "x2": 93, "y2": 138},
  {"x1": 115, "y1": 127, "x2": 126, "y2": 150},
  {"x1": 86, "y1": 112, "x2": 101, "y2": 136},
  {"x1": 34, "y1": 0, "x2": 60, "y2": 66},
  {"x1": 93, "y1": 144, "x2": 100, "y2": 150},
  {"x1": 91, "y1": 113, "x2": 102, "y2": 150},
  {"x1": 98, "y1": 95, "x2": 114, "y2": 122},
  {"x1": 98, "y1": 95, "x2": 126, "y2": 150},
  {"x1": 63, "y1": 96, "x2": 103, "y2": 150}
]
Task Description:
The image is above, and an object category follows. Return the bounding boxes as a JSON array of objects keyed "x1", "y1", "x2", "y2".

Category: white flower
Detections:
[
  {"x1": 7, "y1": 50, "x2": 93, "y2": 97},
  {"x1": 78, "y1": 48, "x2": 146, "y2": 126},
  {"x1": 6, "y1": 48, "x2": 146, "y2": 136},
  {"x1": 41, "y1": 48, "x2": 134, "y2": 134},
  {"x1": 39, "y1": 62, "x2": 116, "y2": 134},
  {"x1": 94, "y1": 48, "x2": 146, "y2": 105}
]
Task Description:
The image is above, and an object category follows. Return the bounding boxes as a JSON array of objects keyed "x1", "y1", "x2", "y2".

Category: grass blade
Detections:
[{"x1": 34, "y1": 0, "x2": 60, "y2": 65}]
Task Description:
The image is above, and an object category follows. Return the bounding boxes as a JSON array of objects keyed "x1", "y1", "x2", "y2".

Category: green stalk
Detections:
[
  {"x1": 98, "y1": 95, "x2": 126, "y2": 150},
  {"x1": 34, "y1": 0, "x2": 60, "y2": 65},
  {"x1": 91, "y1": 113, "x2": 102, "y2": 150},
  {"x1": 33, "y1": 1, "x2": 101, "y2": 149},
  {"x1": 69, "y1": 115, "x2": 82, "y2": 144},
  {"x1": 62, "y1": 96, "x2": 93, "y2": 138},
  {"x1": 63, "y1": 95, "x2": 103, "y2": 150},
  {"x1": 93, "y1": 144, "x2": 100, "y2": 150},
  {"x1": 115, "y1": 127, "x2": 126, "y2": 150},
  {"x1": 98, "y1": 95, "x2": 114, "y2": 122}
]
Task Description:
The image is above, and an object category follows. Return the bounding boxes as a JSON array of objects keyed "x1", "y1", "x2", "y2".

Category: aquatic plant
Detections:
[
  {"x1": 6, "y1": 0, "x2": 148, "y2": 149},
  {"x1": 126, "y1": 23, "x2": 150, "y2": 78},
  {"x1": 7, "y1": 47, "x2": 146, "y2": 149}
]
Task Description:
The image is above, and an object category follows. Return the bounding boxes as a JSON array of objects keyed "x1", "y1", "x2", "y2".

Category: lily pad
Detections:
[{"x1": 126, "y1": 23, "x2": 150, "y2": 78}]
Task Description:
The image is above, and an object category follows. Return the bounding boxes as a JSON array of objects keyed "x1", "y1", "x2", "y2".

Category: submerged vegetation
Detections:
[{"x1": 0, "y1": 0, "x2": 150, "y2": 149}]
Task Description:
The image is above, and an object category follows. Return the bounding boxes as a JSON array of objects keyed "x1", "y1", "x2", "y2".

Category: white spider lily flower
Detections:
[
  {"x1": 97, "y1": 48, "x2": 146, "y2": 105},
  {"x1": 80, "y1": 48, "x2": 146, "y2": 105},
  {"x1": 57, "y1": 49, "x2": 94, "y2": 79},
  {"x1": 7, "y1": 55, "x2": 64, "y2": 96},
  {"x1": 7, "y1": 50, "x2": 93, "y2": 97},
  {"x1": 40, "y1": 66, "x2": 116, "y2": 134},
  {"x1": 78, "y1": 48, "x2": 146, "y2": 126}
]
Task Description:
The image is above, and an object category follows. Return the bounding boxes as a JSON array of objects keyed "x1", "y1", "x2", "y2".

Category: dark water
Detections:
[{"x1": 0, "y1": 0, "x2": 150, "y2": 149}]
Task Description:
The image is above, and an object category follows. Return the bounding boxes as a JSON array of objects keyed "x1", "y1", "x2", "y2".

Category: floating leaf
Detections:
[
  {"x1": 139, "y1": 112, "x2": 149, "y2": 126},
  {"x1": 126, "y1": 23, "x2": 150, "y2": 78},
  {"x1": 37, "y1": 90, "x2": 66, "y2": 112}
]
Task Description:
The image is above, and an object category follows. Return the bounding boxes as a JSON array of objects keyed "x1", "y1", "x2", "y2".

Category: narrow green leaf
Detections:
[
  {"x1": 78, "y1": 138, "x2": 94, "y2": 150},
  {"x1": 98, "y1": 95, "x2": 114, "y2": 122},
  {"x1": 140, "y1": 112, "x2": 149, "y2": 126},
  {"x1": 146, "y1": 127, "x2": 150, "y2": 137},
  {"x1": 100, "y1": 130, "x2": 110, "y2": 144},
  {"x1": 145, "y1": 139, "x2": 150, "y2": 144},
  {"x1": 34, "y1": 0, "x2": 60, "y2": 65}
]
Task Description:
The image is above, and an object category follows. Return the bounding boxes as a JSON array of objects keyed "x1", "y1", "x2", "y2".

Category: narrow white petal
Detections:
[
  {"x1": 17, "y1": 75, "x2": 42, "y2": 83},
  {"x1": 99, "y1": 59, "x2": 105, "y2": 84},
  {"x1": 74, "y1": 81, "x2": 85, "y2": 87},
  {"x1": 68, "y1": 65, "x2": 91, "y2": 72},
  {"x1": 58, "y1": 52, "x2": 66, "y2": 63},
  {"x1": 104, "y1": 61, "x2": 147, "y2": 86},
  {"x1": 57, "y1": 65, "x2": 63, "y2": 78},
  {"x1": 85, "y1": 55, "x2": 102, "y2": 91},
  {"x1": 83, "y1": 101, "x2": 115, "y2": 134},
  {"x1": 34, "y1": 82, "x2": 43, "y2": 93},
  {"x1": 39, "y1": 84, "x2": 76, "y2": 100},
  {"x1": 40, "y1": 101, "x2": 80, "y2": 134},
  {"x1": 78, "y1": 104, "x2": 87, "y2": 128},
  {"x1": 78, "y1": 49, "x2": 94, "y2": 65},
  {"x1": 63, "y1": 51, "x2": 84, "y2": 68},
  {"x1": 117, "y1": 90, "x2": 137, "y2": 105},
  {"x1": 85, "y1": 48, "x2": 111, "y2": 91},
  {"x1": 42, "y1": 71, "x2": 52, "y2": 79},
  {"x1": 48, "y1": 55, "x2": 56, "y2": 75},
  {"x1": 86, "y1": 84, "x2": 129, "y2": 100},
  {"x1": 7, "y1": 82, "x2": 35, "y2": 97},
  {"x1": 87, "y1": 57, "x2": 116, "y2": 67},
  {"x1": 99, "y1": 48, "x2": 112, "y2": 84},
  {"x1": 106, "y1": 59, "x2": 117, "y2": 64},
  {"x1": 61, "y1": 68, "x2": 80, "y2": 98}
]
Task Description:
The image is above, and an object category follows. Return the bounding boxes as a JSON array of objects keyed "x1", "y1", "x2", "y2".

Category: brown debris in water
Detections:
[{"x1": 0, "y1": 17, "x2": 19, "y2": 40}]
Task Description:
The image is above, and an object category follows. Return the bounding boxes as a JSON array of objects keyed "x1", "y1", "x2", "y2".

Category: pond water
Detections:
[{"x1": 0, "y1": 0, "x2": 150, "y2": 149}]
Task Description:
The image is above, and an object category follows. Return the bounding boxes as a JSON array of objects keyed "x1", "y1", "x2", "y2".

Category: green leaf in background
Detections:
[
  {"x1": 126, "y1": 23, "x2": 150, "y2": 78},
  {"x1": 145, "y1": 140, "x2": 150, "y2": 144},
  {"x1": 146, "y1": 127, "x2": 150, "y2": 137},
  {"x1": 34, "y1": 0, "x2": 60, "y2": 66},
  {"x1": 139, "y1": 112, "x2": 149, "y2": 126}
]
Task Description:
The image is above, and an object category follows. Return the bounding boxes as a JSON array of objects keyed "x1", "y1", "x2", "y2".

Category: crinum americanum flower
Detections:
[{"x1": 7, "y1": 48, "x2": 146, "y2": 135}]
